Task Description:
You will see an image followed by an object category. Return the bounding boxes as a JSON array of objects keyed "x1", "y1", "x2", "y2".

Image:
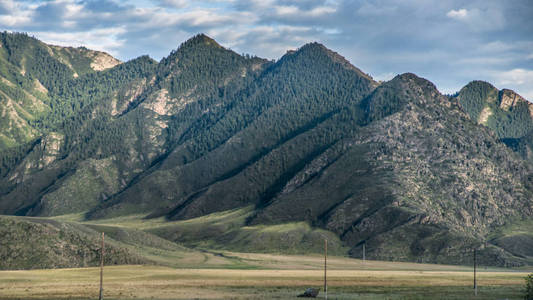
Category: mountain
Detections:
[
  {"x1": 456, "y1": 81, "x2": 533, "y2": 163},
  {"x1": 0, "y1": 32, "x2": 121, "y2": 150},
  {"x1": 0, "y1": 33, "x2": 532, "y2": 267},
  {"x1": 88, "y1": 41, "x2": 377, "y2": 220}
]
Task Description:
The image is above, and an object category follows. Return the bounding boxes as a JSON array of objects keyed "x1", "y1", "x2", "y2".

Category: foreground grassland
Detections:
[
  {"x1": 2, "y1": 212, "x2": 531, "y2": 299},
  {"x1": 0, "y1": 255, "x2": 530, "y2": 300}
]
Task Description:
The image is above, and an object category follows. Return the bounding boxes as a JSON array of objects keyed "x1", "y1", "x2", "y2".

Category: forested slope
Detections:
[{"x1": 0, "y1": 33, "x2": 532, "y2": 267}]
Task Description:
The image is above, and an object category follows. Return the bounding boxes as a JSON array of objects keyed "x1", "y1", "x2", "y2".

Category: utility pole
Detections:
[
  {"x1": 474, "y1": 248, "x2": 477, "y2": 297},
  {"x1": 363, "y1": 243, "x2": 366, "y2": 262},
  {"x1": 324, "y1": 239, "x2": 327, "y2": 300},
  {"x1": 99, "y1": 232, "x2": 105, "y2": 300}
]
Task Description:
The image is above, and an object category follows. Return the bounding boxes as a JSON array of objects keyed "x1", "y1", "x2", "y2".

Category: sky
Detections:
[{"x1": 1, "y1": 0, "x2": 532, "y2": 99}]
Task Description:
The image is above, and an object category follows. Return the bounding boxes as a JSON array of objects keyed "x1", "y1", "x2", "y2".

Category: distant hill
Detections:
[
  {"x1": 456, "y1": 81, "x2": 533, "y2": 163},
  {"x1": 0, "y1": 33, "x2": 532, "y2": 267}
]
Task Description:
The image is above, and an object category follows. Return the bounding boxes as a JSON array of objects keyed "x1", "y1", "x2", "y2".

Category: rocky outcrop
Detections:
[
  {"x1": 88, "y1": 51, "x2": 121, "y2": 71},
  {"x1": 500, "y1": 89, "x2": 528, "y2": 110},
  {"x1": 477, "y1": 106, "x2": 492, "y2": 124}
]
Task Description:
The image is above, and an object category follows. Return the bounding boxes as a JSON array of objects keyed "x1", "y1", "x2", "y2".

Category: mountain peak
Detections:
[
  {"x1": 180, "y1": 33, "x2": 223, "y2": 50},
  {"x1": 161, "y1": 33, "x2": 227, "y2": 66},
  {"x1": 462, "y1": 80, "x2": 498, "y2": 93},
  {"x1": 501, "y1": 88, "x2": 526, "y2": 100},
  {"x1": 458, "y1": 81, "x2": 530, "y2": 110},
  {"x1": 299, "y1": 41, "x2": 328, "y2": 51},
  {"x1": 500, "y1": 88, "x2": 530, "y2": 111},
  {"x1": 291, "y1": 42, "x2": 375, "y2": 83},
  {"x1": 393, "y1": 72, "x2": 440, "y2": 94}
]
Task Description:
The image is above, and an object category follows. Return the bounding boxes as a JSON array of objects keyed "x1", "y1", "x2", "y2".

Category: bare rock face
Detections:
[
  {"x1": 111, "y1": 78, "x2": 149, "y2": 116},
  {"x1": 4, "y1": 132, "x2": 63, "y2": 186},
  {"x1": 0, "y1": 96, "x2": 40, "y2": 147},
  {"x1": 499, "y1": 89, "x2": 529, "y2": 111},
  {"x1": 477, "y1": 106, "x2": 492, "y2": 124},
  {"x1": 499, "y1": 89, "x2": 533, "y2": 120},
  {"x1": 33, "y1": 79, "x2": 48, "y2": 94},
  {"x1": 141, "y1": 88, "x2": 198, "y2": 116},
  {"x1": 88, "y1": 51, "x2": 121, "y2": 71},
  {"x1": 49, "y1": 44, "x2": 122, "y2": 73},
  {"x1": 38, "y1": 132, "x2": 63, "y2": 168}
]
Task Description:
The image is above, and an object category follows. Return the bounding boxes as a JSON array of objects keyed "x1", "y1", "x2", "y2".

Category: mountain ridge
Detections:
[{"x1": 0, "y1": 33, "x2": 532, "y2": 267}]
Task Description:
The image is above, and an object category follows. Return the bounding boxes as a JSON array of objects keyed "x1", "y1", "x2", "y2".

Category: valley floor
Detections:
[{"x1": 0, "y1": 254, "x2": 530, "y2": 300}]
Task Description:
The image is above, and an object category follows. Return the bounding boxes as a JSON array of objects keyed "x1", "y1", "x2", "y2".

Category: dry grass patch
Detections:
[{"x1": 0, "y1": 265, "x2": 530, "y2": 299}]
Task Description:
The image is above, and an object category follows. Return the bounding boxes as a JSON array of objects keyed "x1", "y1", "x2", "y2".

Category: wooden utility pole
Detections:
[
  {"x1": 363, "y1": 243, "x2": 366, "y2": 262},
  {"x1": 99, "y1": 232, "x2": 105, "y2": 300},
  {"x1": 474, "y1": 248, "x2": 477, "y2": 296},
  {"x1": 324, "y1": 239, "x2": 327, "y2": 300}
]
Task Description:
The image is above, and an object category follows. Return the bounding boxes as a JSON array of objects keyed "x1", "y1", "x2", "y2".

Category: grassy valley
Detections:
[
  {"x1": 2, "y1": 210, "x2": 532, "y2": 299},
  {"x1": 0, "y1": 260, "x2": 530, "y2": 299},
  {"x1": 1, "y1": 209, "x2": 531, "y2": 299}
]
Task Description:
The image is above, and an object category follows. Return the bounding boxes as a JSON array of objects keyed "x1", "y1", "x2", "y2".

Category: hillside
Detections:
[
  {"x1": 0, "y1": 33, "x2": 532, "y2": 268},
  {"x1": 0, "y1": 32, "x2": 121, "y2": 150},
  {"x1": 0, "y1": 215, "x2": 145, "y2": 269},
  {"x1": 456, "y1": 81, "x2": 533, "y2": 162}
]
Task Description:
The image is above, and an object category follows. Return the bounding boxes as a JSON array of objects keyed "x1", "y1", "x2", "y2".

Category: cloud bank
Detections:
[{"x1": 0, "y1": 0, "x2": 532, "y2": 99}]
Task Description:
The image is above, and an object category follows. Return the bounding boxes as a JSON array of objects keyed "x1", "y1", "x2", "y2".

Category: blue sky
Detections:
[{"x1": 1, "y1": 0, "x2": 532, "y2": 99}]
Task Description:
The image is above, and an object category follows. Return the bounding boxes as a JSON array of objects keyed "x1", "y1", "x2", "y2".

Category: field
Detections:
[
  {"x1": 1, "y1": 212, "x2": 532, "y2": 299},
  {"x1": 0, "y1": 253, "x2": 530, "y2": 300}
]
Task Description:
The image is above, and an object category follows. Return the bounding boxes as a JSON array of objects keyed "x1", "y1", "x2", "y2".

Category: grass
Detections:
[
  {"x1": 54, "y1": 208, "x2": 348, "y2": 256},
  {"x1": 0, "y1": 262, "x2": 529, "y2": 299},
  {"x1": 489, "y1": 217, "x2": 533, "y2": 238},
  {"x1": 3, "y1": 212, "x2": 532, "y2": 299},
  {"x1": 68, "y1": 207, "x2": 254, "y2": 230}
]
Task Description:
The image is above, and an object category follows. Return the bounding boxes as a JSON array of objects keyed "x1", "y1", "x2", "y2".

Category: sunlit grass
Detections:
[
  {"x1": 2, "y1": 210, "x2": 532, "y2": 299},
  {"x1": 0, "y1": 264, "x2": 529, "y2": 299}
]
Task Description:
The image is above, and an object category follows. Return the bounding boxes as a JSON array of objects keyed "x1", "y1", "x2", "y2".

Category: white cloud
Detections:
[
  {"x1": 178, "y1": 9, "x2": 250, "y2": 27},
  {"x1": 206, "y1": 24, "x2": 317, "y2": 59},
  {"x1": 0, "y1": 0, "x2": 17, "y2": 13},
  {"x1": 446, "y1": 7, "x2": 505, "y2": 31},
  {"x1": 490, "y1": 68, "x2": 533, "y2": 101},
  {"x1": 308, "y1": 6, "x2": 336, "y2": 16},
  {"x1": 357, "y1": 2, "x2": 397, "y2": 16},
  {"x1": 0, "y1": 14, "x2": 31, "y2": 26},
  {"x1": 446, "y1": 8, "x2": 468, "y2": 20},
  {"x1": 275, "y1": 5, "x2": 298, "y2": 15},
  {"x1": 157, "y1": 0, "x2": 188, "y2": 9},
  {"x1": 34, "y1": 27, "x2": 127, "y2": 56},
  {"x1": 496, "y1": 68, "x2": 533, "y2": 86},
  {"x1": 478, "y1": 41, "x2": 514, "y2": 53},
  {"x1": 322, "y1": 28, "x2": 340, "y2": 35},
  {"x1": 63, "y1": 1, "x2": 84, "y2": 18},
  {"x1": 0, "y1": 0, "x2": 531, "y2": 100},
  {"x1": 0, "y1": 0, "x2": 32, "y2": 26},
  {"x1": 274, "y1": 4, "x2": 336, "y2": 17},
  {"x1": 455, "y1": 56, "x2": 512, "y2": 66},
  {"x1": 462, "y1": 41, "x2": 533, "y2": 67}
]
